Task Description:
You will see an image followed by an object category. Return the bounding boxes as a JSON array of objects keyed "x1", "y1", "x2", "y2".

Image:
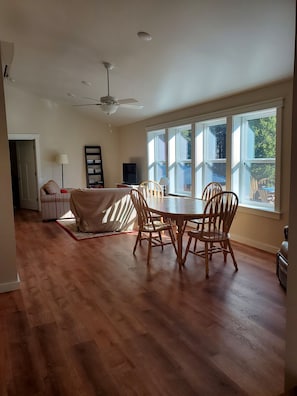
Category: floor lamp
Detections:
[{"x1": 56, "y1": 154, "x2": 69, "y2": 188}]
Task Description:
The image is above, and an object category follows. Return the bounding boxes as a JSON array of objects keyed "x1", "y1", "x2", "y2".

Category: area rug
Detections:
[{"x1": 56, "y1": 218, "x2": 134, "y2": 241}]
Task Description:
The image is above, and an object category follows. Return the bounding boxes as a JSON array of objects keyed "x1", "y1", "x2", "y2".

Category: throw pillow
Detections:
[
  {"x1": 44, "y1": 180, "x2": 60, "y2": 194},
  {"x1": 60, "y1": 189, "x2": 68, "y2": 193}
]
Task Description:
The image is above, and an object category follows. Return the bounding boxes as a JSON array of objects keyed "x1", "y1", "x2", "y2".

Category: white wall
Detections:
[
  {"x1": 119, "y1": 79, "x2": 293, "y2": 253},
  {"x1": 0, "y1": 51, "x2": 19, "y2": 292},
  {"x1": 4, "y1": 84, "x2": 121, "y2": 189}
]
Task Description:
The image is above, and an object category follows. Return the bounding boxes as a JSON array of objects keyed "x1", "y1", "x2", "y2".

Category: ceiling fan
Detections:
[{"x1": 74, "y1": 62, "x2": 143, "y2": 115}]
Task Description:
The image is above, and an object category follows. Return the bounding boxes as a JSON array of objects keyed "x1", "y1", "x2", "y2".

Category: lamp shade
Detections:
[
  {"x1": 159, "y1": 177, "x2": 169, "y2": 186},
  {"x1": 56, "y1": 154, "x2": 69, "y2": 165}
]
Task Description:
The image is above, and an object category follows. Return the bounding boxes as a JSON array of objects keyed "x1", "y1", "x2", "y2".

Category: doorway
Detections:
[
  {"x1": 8, "y1": 134, "x2": 41, "y2": 211},
  {"x1": 9, "y1": 141, "x2": 20, "y2": 209}
]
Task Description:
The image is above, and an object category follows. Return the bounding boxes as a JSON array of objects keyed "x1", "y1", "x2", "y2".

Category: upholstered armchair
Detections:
[{"x1": 40, "y1": 180, "x2": 73, "y2": 221}]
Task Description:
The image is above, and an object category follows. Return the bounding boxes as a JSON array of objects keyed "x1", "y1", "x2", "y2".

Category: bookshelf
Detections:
[{"x1": 84, "y1": 146, "x2": 104, "y2": 188}]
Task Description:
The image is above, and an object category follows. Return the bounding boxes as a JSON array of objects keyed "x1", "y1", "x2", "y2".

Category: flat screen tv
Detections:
[{"x1": 123, "y1": 163, "x2": 137, "y2": 184}]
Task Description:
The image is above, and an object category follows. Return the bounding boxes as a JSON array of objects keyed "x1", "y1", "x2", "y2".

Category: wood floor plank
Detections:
[
  {"x1": 1, "y1": 209, "x2": 286, "y2": 395},
  {"x1": 70, "y1": 340, "x2": 121, "y2": 396}
]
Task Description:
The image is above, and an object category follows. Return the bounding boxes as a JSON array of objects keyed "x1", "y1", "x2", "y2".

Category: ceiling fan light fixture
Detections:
[
  {"x1": 101, "y1": 102, "x2": 119, "y2": 115},
  {"x1": 74, "y1": 61, "x2": 142, "y2": 115}
]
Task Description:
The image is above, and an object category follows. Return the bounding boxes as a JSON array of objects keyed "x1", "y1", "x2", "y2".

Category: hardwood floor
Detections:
[{"x1": 0, "y1": 209, "x2": 286, "y2": 395}]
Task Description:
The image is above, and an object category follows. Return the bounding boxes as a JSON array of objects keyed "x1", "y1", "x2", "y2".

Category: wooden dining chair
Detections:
[
  {"x1": 139, "y1": 180, "x2": 163, "y2": 198},
  {"x1": 202, "y1": 181, "x2": 223, "y2": 199},
  {"x1": 130, "y1": 188, "x2": 177, "y2": 265},
  {"x1": 194, "y1": 181, "x2": 223, "y2": 223},
  {"x1": 183, "y1": 191, "x2": 238, "y2": 278},
  {"x1": 139, "y1": 180, "x2": 164, "y2": 221},
  {"x1": 182, "y1": 181, "x2": 223, "y2": 235}
]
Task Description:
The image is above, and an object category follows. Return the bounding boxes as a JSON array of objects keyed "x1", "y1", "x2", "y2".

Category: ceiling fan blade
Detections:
[
  {"x1": 73, "y1": 64, "x2": 143, "y2": 113},
  {"x1": 119, "y1": 103, "x2": 144, "y2": 109},
  {"x1": 72, "y1": 103, "x2": 101, "y2": 107},
  {"x1": 117, "y1": 98, "x2": 138, "y2": 105},
  {"x1": 83, "y1": 96, "x2": 101, "y2": 102}
]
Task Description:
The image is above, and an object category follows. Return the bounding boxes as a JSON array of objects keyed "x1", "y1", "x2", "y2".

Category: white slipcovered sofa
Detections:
[
  {"x1": 70, "y1": 188, "x2": 136, "y2": 233},
  {"x1": 40, "y1": 180, "x2": 74, "y2": 221}
]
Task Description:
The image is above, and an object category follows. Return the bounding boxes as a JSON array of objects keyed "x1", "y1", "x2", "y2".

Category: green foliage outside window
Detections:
[
  {"x1": 180, "y1": 129, "x2": 192, "y2": 159},
  {"x1": 248, "y1": 116, "x2": 276, "y2": 185},
  {"x1": 209, "y1": 125, "x2": 226, "y2": 159}
]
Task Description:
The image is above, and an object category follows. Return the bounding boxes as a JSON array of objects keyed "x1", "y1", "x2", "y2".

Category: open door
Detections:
[{"x1": 16, "y1": 140, "x2": 38, "y2": 210}]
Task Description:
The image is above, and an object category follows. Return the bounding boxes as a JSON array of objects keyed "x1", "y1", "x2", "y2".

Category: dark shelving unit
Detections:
[{"x1": 84, "y1": 146, "x2": 104, "y2": 188}]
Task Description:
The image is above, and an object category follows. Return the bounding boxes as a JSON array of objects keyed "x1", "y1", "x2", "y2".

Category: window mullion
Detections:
[{"x1": 226, "y1": 116, "x2": 232, "y2": 190}]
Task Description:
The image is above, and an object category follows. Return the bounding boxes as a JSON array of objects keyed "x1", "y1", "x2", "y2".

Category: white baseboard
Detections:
[
  {"x1": 187, "y1": 222, "x2": 278, "y2": 254},
  {"x1": 0, "y1": 273, "x2": 20, "y2": 293},
  {"x1": 231, "y1": 233, "x2": 278, "y2": 254}
]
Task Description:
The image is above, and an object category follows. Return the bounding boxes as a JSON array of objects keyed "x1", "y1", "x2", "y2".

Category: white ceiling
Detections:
[{"x1": 0, "y1": 0, "x2": 295, "y2": 127}]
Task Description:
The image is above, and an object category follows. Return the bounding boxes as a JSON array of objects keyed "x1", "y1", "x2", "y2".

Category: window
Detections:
[
  {"x1": 195, "y1": 118, "x2": 227, "y2": 196},
  {"x1": 232, "y1": 108, "x2": 276, "y2": 210},
  {"x1": 168, "y1": 124, "x2": 192, "y2": 195},
  {"x1": 147, "y1": 99, "x2": 281, "y2": 213},
  {"x1": 147, "y1": 129, "x2": 166, "y2": 182}
]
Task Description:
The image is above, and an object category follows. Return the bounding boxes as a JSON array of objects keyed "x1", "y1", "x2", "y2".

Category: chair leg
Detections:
[
  {"x1": 205, "y1": 242, "x2": 209, "y2": 278},
  {"x1": 147, "y1": 234, "x2": 152, "y2": 265},
  {"x1": 158, "y1": 231, "x2": 164, "y2": 251},
  {"x1": 227, "y1": 240, "x2": 238, "y2": 271},
  {"x1": 209, "y1": 242, "x2": 214, "y2": 260},
  {"x1": 193, "y1": 223, "x2": 201, "y2": 251},
  {"x1": 133, "y1": 231, "x2": 141, "y2": 254},
  {"x1": 193, "y1": 238, "x2": 198, "y2": 252},
  {"x1": 221, "y1": 241, "x2": 228, "y2": 262}
]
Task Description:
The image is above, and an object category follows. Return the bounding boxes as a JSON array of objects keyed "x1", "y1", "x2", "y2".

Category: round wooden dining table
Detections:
[{"x1": 146, "y1": 195, "x2": 207, "y2": 268}]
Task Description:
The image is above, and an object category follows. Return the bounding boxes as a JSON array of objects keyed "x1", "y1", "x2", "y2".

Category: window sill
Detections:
[{"x1": 238, "y1": 204, "x2": 281, "y2": 219}]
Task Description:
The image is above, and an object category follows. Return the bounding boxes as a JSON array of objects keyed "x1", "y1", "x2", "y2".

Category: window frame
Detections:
[
  {"x1": 146, "y1": 98, "x2": 283, "y2": 216},
  {"x1": 195, "y1": 117, "x2": 227, "y2": 196},
  {"x1": 232, "y1": 107, "x2": 278, "y2": 212}
]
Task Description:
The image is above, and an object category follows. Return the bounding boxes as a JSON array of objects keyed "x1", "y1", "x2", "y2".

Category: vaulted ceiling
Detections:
[{"x1": 0, "y1": 0, "x2": 295, "y2": 126}]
